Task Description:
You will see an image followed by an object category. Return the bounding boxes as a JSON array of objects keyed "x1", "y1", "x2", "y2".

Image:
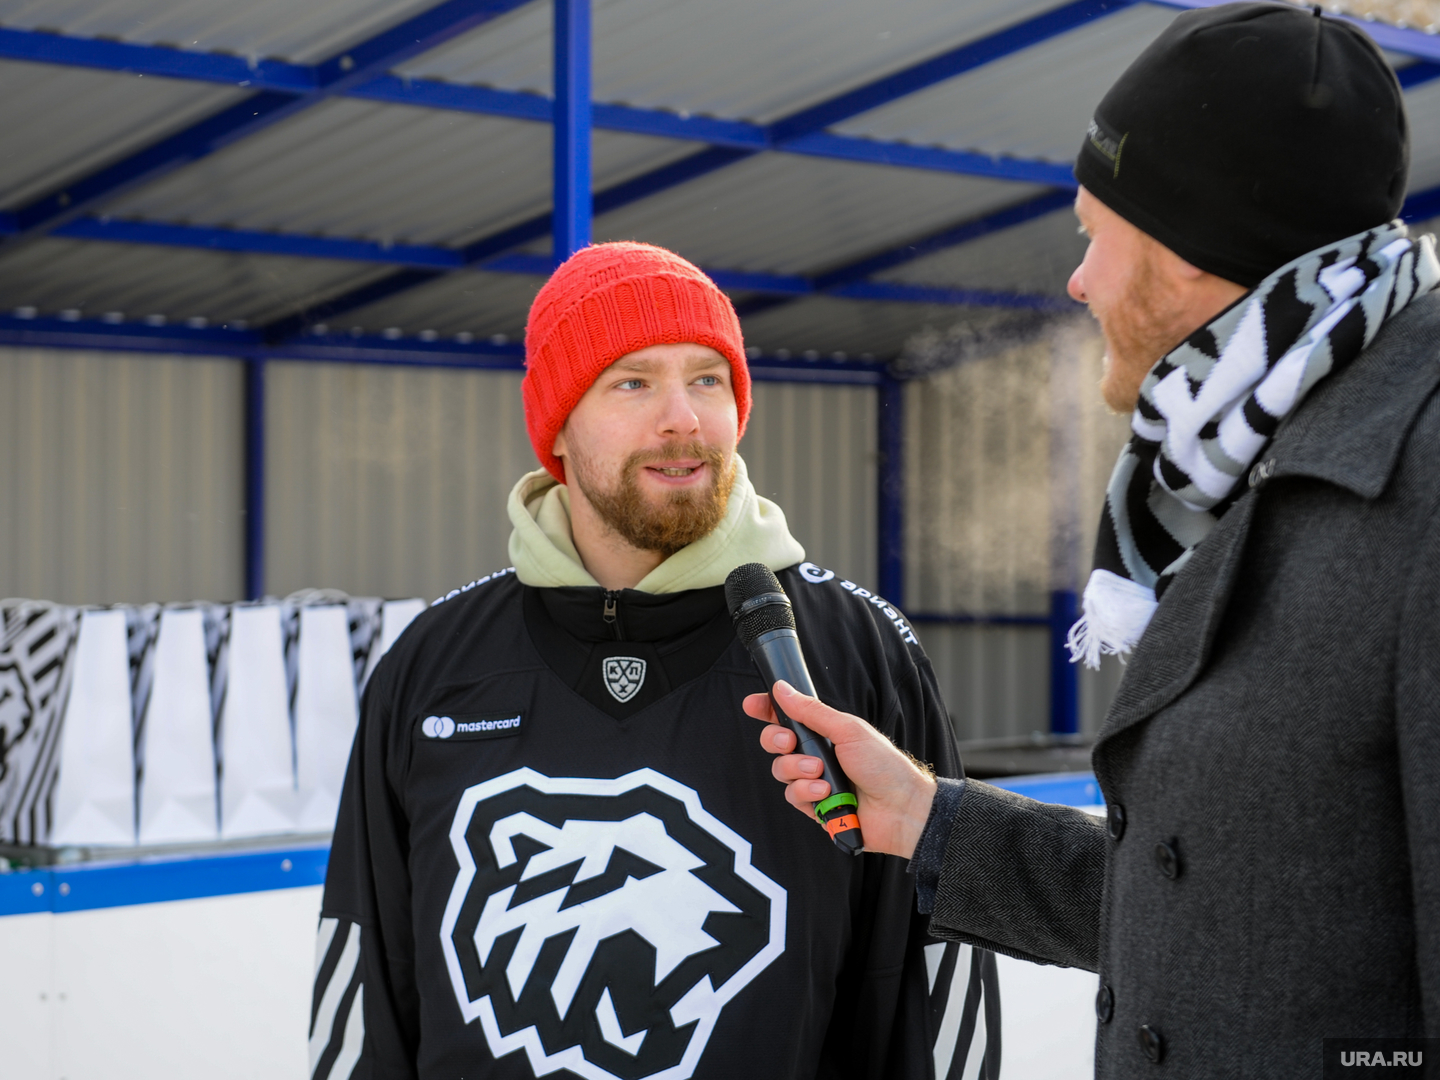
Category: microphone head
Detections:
[{"x1": 725, "y1": 563, "x2": 796, "y2": 647}]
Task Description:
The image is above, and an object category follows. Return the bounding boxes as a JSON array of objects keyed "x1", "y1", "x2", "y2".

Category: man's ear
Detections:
[{"x1": 552, "y1": 426, "x2": 568, "y2": 460}]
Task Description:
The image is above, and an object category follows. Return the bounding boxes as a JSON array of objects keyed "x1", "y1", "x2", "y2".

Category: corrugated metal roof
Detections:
[
  {"x1": 877, "y1": 210, "x2": 1088, "y2": 299},
  {"x1": 738, "y1": 295, "x2": 978, "y2": 358},
  {"x1": 108, "y1": 99, "x2": 697, "y2": 245},
  {"x1": 832, "y1": 4, "x2": 1179, "y2": 160},
  {"x1": 589, "y1": 154, "x2": 1034, "y2": 275},
  {"x1": 0, "y1": 0, "x2": 1435, "y2": 358},
  {"x1": 0, "y1": 238, "x2": 383, "y2": 324},
  {"x1": 0, "y1": 59, "x2": 241, "y2": 206},
  {"x1": 336, "y1": 267, "x2": 543, "y2": 337},
  {"x1": 1404, "y1": 77, "x2": 1440, "y2": 190},
  {"x1": 398, "y1": 0, "x2": 1060, "y2": 123},
  {"x1": 0, "y1": 0, "x2": 430, "y2": 64}
]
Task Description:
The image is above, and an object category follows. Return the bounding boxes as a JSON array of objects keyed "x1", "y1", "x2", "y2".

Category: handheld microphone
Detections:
[{"x1": 725, "y1": 563, "x2": 864, "y2": 855}]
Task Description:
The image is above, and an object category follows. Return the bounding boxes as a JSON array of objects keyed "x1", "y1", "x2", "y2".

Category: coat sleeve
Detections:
[
  {"x1": 311, "y1": 660, "x2": 419, "y2": 1080},
  {"x1": 821, "y1": 640, "x2": 1000, "y2": 1079},
  {"x1": 1396, "y1": 499, "x2": 1440, "y2": 1034},
  {"x1": 927, "y1": 779, "x2": 1107, "y2": 973}
]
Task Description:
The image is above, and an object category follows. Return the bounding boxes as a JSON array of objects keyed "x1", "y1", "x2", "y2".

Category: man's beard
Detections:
[
  {"x1": 570, "y1": 441, "x2": 736, "y2": 557},
  {"x1": 1093, "y1": 246, "x2": 1192, "y2": 413}
]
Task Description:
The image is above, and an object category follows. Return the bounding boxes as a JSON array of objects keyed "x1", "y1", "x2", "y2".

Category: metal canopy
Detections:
[
  {"x1": 0, "y1": 0, "x2": 1435, "y2": 365},
  {"x1": 3, "y1": 0, "x2": 1437, "y2": 736}
]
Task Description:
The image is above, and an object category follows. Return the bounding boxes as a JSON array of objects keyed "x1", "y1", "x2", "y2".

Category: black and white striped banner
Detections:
[{"x1": 0, "y1": 594, "x2": 426, "y2": 847}]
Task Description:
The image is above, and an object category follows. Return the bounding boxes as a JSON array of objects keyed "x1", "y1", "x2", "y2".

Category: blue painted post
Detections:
[
  {"x1": 243, "y1": 358, "x2": 266, "y2": 601},
  {"x1": 877, "y1": 374, "x2": 905, "y2": 606},
  {"x1": 1048, "y1": 589, "x2": 1079, "y2": 734},
  {"x1": 1048, "y1": 329, "x2": 1084, "y2": 735},
  {"x1": 553, "y1": 0, "x2": 592, "y2": 262}
]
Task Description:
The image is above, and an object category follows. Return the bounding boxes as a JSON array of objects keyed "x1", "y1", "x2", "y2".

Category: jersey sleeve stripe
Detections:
[
  {"x1": 313, "y1": 917, "x2": 340, "y2": 983},
  {"x1": 931, "y1": 942, "x2": 972, "y2": 1078},
  {"x1": 310, "y1": 919, "x2": 363, "y2": 1080},
  {"x1": 930, "y1": 943, "x2": 1002, "y2": 1080},
  {"x1": 328, "y1": 984, "x2": 365, "y2": 1080},
  {"x1": 310, "y1": 916, "x2": 350, "y2": 1035}
]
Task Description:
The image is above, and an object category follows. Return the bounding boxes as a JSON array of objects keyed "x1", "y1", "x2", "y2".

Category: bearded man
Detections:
[
  {"x1": 311, "y1": 242, "x2": 990, "y2": 1080},
  {"x1": 753, "y1": 3, "x2": 1440, "y2": 1076}
]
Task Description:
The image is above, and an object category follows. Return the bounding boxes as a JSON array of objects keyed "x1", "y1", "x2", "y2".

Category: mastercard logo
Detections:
[{"x1": 422, "y1": 715, "x2": 457, "y2": 739}]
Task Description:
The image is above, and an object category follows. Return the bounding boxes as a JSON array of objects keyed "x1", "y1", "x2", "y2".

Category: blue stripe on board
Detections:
[
  {"x1": 0, "y1": 845, "x2": 328, "y2": 917},
  {"x1": 988, "y1": 771, "x2": 1102, "y2": 808},
  {"x1": 0, "y1": 773, "x2": 1097, "y2": 915}
]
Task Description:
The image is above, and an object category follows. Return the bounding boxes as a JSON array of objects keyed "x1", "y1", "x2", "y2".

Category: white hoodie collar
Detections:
[{"x1": 506, "y1": 454, "x2": 805, "y2": 593}]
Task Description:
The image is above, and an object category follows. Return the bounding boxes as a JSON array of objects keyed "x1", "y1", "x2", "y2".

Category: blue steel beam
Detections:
[
  {"x1": 1397, "y1": 61, "x2": 1440, "y2": 89},
  {"x1": 553, "y1": 0, "x2": 593, "y2": 261},
  {"x1": 0, "y1": 26, "x2": 1074, "y2": 182},
  {"x1": 5, "y1": 18, "x2": 1438, "y2": 141},
  {"x1": 876, "y1": 375, "x2": 906, "y2": 606},
  {"x1": 264, "y1": 0, "x2": 1121, "y2": 338},
  {"x1": 734, "y1": 188, "x2": 1077, "y2": 319},
  {"x1": 0, "y1": 27, "x2": 315, "y2": 90},
  {"x1": 11, "y1": 212, "x2": 1071, "y2": 310},
  {"x1": 0, "y1": 311, "x2": 889, "y2": 383},
  {"x1": 256, "y1": 145, "x2": 756, "y2": 340},
  {"x1": 817, "y1": 189, "x2": 1077, "y2": 286},
  {"x1": 1, "y1": 0, "x2": 536, "y2": 244},
  {"x1": 767, "y1": 0, "x2": 1134, "y2": 143},
  {"x1": 243, "y1": 359, "x2": 266, "y2": 601},
  {"x1": 1048, "y1": 589, "x2": 1080, "y2": 734},
  {"x1": 1404, "y1": 183, "x2": 1440, "y2": 223}
]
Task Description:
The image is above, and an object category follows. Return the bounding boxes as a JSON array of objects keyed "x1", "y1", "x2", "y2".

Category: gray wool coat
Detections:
[{"x1": 929, "y1": 290, "x2": 1440, "y2": 1076}]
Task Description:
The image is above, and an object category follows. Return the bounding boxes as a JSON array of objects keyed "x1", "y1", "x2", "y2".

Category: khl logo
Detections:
[
  {"x1": 602, "y1": 657, "x2": 647, "y2": 703},
  {"x1": 439, "y1": 768, "x2": 786, "y2": 1080}
]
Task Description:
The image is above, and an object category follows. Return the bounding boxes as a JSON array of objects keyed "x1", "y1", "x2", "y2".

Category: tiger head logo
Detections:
[{"x1": 439, "y1": 768, "x2": 786, "y2": 1080}]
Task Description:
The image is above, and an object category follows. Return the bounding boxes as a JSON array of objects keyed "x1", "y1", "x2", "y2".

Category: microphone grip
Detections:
[{"x1": 750, "y1": 628, "x2": 863, "y2": 854}]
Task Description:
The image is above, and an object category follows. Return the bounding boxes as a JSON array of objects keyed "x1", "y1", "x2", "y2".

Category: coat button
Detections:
[
  {"x1": 1107, "y1": 802, "x2": 1126, "y2": 841},
  {"x1": 1154, "y1": 839, "x2": 1181, "y2": 879},
  {"x1": 1096, "y1": 984, "x2": 1114, "y2": 1023},
  {"x1": 1248, "y1": 458, "x2": 1276, "y2": 489},
  {"x1": 1138, "y1": 1024, "x2": 1165, "y2": 1062}
]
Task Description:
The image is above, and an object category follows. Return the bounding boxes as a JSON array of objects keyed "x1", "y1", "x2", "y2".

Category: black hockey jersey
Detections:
[{"x1": 311, "y1": 561, "x2": 999, "y2": 1080}]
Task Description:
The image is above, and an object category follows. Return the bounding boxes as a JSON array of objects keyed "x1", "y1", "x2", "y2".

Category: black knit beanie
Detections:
[{"x1": 1075, "y1": 1, "x2": 1409, "y2": 287}]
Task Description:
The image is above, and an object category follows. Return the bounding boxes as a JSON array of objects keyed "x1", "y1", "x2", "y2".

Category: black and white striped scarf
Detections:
[{"x1": 1069, "y1": 221, "x2": 1440, "y2": 669}]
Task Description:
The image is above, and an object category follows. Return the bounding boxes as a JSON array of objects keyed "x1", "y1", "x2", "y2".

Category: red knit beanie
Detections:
[{"x1": 523, "y1": 242, "x2": 751, "y2": 482}]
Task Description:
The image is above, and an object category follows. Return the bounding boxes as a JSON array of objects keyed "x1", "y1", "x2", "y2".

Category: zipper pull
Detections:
[{"x1": 602, "y1": 591, "x2": 619, "y2": 625}]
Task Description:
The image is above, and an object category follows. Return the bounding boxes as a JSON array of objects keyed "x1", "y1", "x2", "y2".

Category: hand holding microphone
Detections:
[
  {"x1": 726, "y1": 564, "x2": 938, "y2": 859},
  {"x1": 726, "y1": 563, "x2": 866, "y2": 853}
]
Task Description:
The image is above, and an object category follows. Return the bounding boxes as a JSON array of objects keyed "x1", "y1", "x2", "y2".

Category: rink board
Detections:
[{"x1": 0, "y1": 774, "x2": 1100, "y2": 1080}]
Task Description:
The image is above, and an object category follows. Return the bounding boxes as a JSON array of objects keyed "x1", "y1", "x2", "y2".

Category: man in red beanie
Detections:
[{"x1": 313, "y1": 242, "x2": 993, "y2": 1080}]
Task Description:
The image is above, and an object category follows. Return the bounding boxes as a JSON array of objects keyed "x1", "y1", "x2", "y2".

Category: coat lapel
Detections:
[
  {"x1": 1093, "y1": 291, "x2": 1440, "y2": 749},
  {"x1": 1095, "y1": 489, "x2": 1257, "y2": 747}
]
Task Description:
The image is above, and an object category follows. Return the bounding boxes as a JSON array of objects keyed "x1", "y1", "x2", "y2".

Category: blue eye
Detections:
[
  {"x1": 618, "y1": 379, "x2": 644, "y2": 390},
  {"x1": 697, "y1": 375, "x2": 720, "y2": 386}
]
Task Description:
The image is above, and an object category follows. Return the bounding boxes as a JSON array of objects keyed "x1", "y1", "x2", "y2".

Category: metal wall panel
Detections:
[
  {"x1": 264, "y1": 362, "x2": 537, "y2": 601},
  {"x1": 0, "y1": 347, "x2": 243, "y2": 605},
  {"x1": 743, "y1": 381, "x2": 876, "y2": 586},
  {"x1": 903, "y1": 319, "x2": 1131, "y2": 739},
  {"x1": 265, "y1": 368, "x2": 878, "y2": 601},
  {"x1": 917, "y1": 624, "x2": 1049, "y2": 740},
  {"x1": 916, "y1": 622, "x2": 1124, "y2": 739}
]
